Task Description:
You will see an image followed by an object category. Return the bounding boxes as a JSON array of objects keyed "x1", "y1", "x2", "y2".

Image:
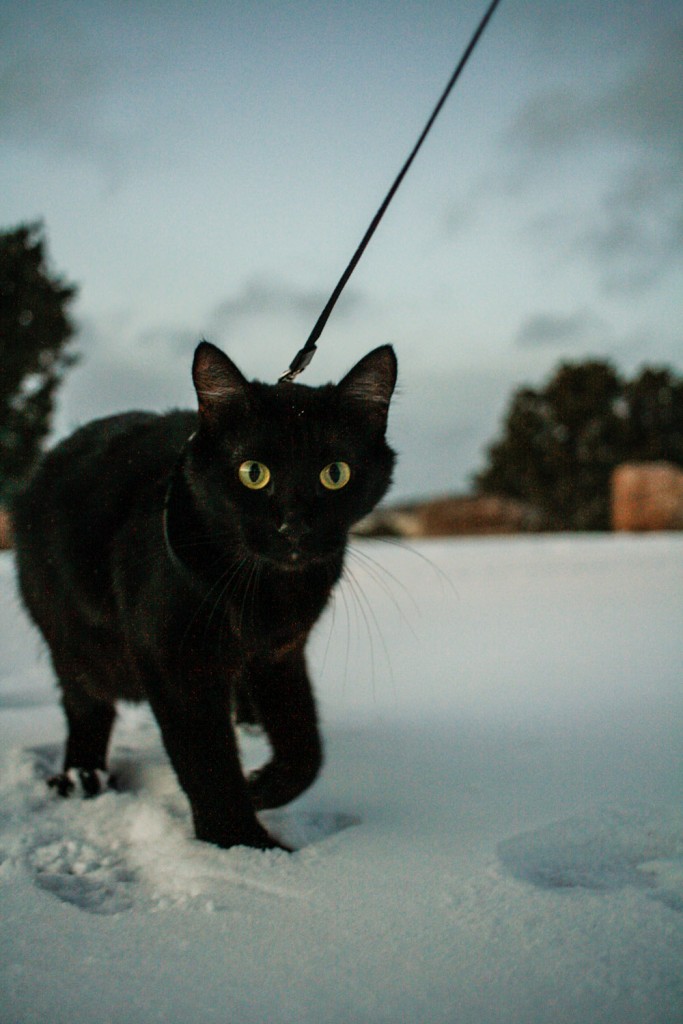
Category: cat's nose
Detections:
[{"x1": 277, "y1": 519, "x2": 310, "y2": 542}]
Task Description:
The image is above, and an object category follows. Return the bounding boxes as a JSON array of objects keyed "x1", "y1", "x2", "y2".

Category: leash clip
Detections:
[{"x1": 278, "y1": 345, "x2": 317, "y2": 383}]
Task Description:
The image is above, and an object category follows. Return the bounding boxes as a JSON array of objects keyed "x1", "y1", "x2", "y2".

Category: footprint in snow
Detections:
[
  {"x1": 497, "y1": 805, "x2": 683, "y2": 912},
  {"x1": 28, "y1": 838, "x2": 137, "y2": 915},
  {"x1": 263, "y1": 809, "x2": 360, "y2": 850},
  {"x1": 2, "y1": 745, "x2": 360, "y2": 916}
]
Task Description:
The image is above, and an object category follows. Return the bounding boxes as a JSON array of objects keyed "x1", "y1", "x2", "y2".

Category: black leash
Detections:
[{"x1": 278, "y1": 0, "x2": 503, "y2": 383}]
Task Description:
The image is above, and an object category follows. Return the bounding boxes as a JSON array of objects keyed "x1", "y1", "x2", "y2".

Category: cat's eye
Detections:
[
  {"x1": 320, "y1": 461, "x2": 351, "y2": 490},
  {"x1": 238, "y1": 460, "x2": 271, "y2": 490}
]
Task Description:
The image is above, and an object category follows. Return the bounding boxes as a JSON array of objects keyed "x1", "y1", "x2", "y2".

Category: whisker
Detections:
[
  {"x1": 238, "y1": 558, "x2": 260, "y2": 638},
  {"x1": 234, "y1": 559, "x2": 252, "y2": 638},
  {"x1": 347, "y1": 545, "x2": 420, "y2": 636},
  {"x1": 343, "y1": 568, "x2": 375, "y2": 697},
  {"x1": 215, "y1": 558, "x2": 248, "y2": 660},
  {"x1": 252, "y1": 560, "x2": 263, "y2": 636},
  {"x1": 370, "y1": 536, "x2": 457, "y2": 597},
  {"x1": 179, "y1": 555, "x2": 249, "y2": 654},
  {"x1": 339, "y1": 568, "x2": 370, "y2": 697},
  {"x1": 342, "y1": 564, "x2": 396, "y2": 701},
  {"x1": 318, "y1": 580, "x2": 337, "y2": 681},
  {"x1": 335, "y1": 567, "x2": 353, "y2": 694}
]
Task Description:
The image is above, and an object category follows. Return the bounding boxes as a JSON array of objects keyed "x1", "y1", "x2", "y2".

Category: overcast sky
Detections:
[{"x1": 2, "y1": 0, "x2": 681, "y2": 499}]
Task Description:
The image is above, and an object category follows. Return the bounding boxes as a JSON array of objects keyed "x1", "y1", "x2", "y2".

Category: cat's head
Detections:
[{"x1": 185, "y1": 341, "x2": 397, "y2": 570}]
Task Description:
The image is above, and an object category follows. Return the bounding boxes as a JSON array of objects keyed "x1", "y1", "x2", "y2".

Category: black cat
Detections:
[{"x1": 12, "y1": 341, "x2": 397, "y2": 850}]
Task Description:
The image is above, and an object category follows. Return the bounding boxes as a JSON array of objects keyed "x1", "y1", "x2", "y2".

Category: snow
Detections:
[{"x1": 1, "y1": 535, "x2": 682, "y2": 1024}]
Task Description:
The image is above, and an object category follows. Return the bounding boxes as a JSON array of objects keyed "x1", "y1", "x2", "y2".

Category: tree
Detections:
[
  {"x1": 474, "y1": 360, "x2": 683, "y2": 530},
  {"x1": 622, "y1": 367, "x2": 683, "y2": 465},
  {"x1": 0, "y1": 223, "x2": 78, "y2": 500}
]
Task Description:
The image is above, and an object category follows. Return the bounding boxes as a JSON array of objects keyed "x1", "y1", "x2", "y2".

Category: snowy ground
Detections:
[{"x1": 1, "y1": 536, "x2": 682, "y2": 1024}]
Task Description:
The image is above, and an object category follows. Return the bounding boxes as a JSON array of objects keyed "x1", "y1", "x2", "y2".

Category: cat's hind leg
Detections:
[{"x1": 49, "y1": 683, "x2": 116, "y2": 798}]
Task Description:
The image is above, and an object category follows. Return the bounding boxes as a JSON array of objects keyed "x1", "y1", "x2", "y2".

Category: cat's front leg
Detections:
[
  {"x1": 245, "y1": 649, "x2": 323, "y2": 811},
  {"x1": 49, "y1": 681, "x2": 117, "y2": 797},
  {"x1": 145, "y1": 671, "x2": 288, "y2": 850}
]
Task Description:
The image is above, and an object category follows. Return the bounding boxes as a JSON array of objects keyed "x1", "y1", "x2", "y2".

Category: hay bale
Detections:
[{"x1": 611, "y1": 463, "x2": 683, "y2": 532}]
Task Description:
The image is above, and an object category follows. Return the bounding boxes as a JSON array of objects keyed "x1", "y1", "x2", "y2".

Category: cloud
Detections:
[
  {"x1": 512, "y1": 309, "x2": 678, "y2": 371},
  {"x1": 51, "y1": 316, "x2": 196, "y2": 435},
  {"x1": 209, "y1": 276, "x2": 365, "y2": 335},
  {"x1": 200, "y1": 277, "x2": 367, "y2": 377},
  {"x1": 213, "y1": 279, "x2": 324, "y2": 324},
  {"x1": 509, "y1": 24, "x2": 683, "y2": 293},
  {"x1": 0, "y1": 11, "x2": 105, "y2": 150},
  {"x1": 515, "y1": 309, "x2": 607, "y2": 349},
  {"x1": 512, "y1": 26, "x2": 683, "y2": 159},
  {"x1": 0, "y1": 6, "x2": 149, "y2": 182},
  {"x1": 440, "y1": 193, "x2": 479, "y2": 239},
  {"x1": 389, "y1": 365, "x2": 515, "y2": 498},
  {"x1": 574, "y1": 159, "x2": 683, "y2": 292}
]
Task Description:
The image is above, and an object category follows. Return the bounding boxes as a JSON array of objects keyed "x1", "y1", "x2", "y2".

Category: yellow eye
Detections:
[
  {"x1": 238, "y1": 461, "x2": 271, "y2": 490},
  {"x1": 320, "y1": 461, "x2": 351, "y2": 490}
]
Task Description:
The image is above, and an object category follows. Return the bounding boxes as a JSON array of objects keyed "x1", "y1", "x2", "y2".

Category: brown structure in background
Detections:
[
  {"x1": 355, "y1": 494, "x2": 544, "y2": 538},
  {"x1": 0, "y1": 508, "x2": 11, "y2": 550},
  {"x1": 611, "y1": 463, "x2": 683, "y2": 532}
]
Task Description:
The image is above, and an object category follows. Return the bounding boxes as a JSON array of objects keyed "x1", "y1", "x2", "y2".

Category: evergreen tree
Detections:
[
  {"x1": 622, "y1": 367, "x2": 683, "y2": 465},
  {"x1": 0, "y1": 223, "x2": 78, "y2": 500},
  {"x1": 475, "y1": 359, "x2": 683, "y2": 530}
]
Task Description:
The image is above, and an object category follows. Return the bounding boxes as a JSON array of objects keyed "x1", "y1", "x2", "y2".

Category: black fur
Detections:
[{"x1": 12, "y1": 341, "x2": 397, "y2": 850}]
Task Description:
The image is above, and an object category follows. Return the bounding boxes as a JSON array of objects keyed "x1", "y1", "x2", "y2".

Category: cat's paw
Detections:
[
  {"x1": 249, "y1": 831, "x2": 293, "y2": 854},
  {"x1": 195, "y1": 818, "x2": 293, "y2": 852},
  {"x1": 248, "y1": 759, "x2": 319, "y2": 811},
  {"x1": 48, "y1": 768, "x2": 113, "y2": 799}
]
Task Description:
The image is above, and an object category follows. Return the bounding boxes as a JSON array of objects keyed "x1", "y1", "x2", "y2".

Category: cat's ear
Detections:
[
  {"x1": 338, "y1": 345, "x2": 397, "y2": 429},
  {"x1": 192, "y1": 341, "x2": 249, "y2": 425}
]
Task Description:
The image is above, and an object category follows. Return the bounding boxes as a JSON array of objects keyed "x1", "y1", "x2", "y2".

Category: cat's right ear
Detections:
[{"x1": 192, "y1": 341, "x2": 249, "y2": 426}]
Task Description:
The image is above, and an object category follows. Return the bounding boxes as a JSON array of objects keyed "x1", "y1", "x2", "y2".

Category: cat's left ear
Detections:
[
  {"x1": 338, "y1": 345, "x2": 397, "y2": 430},
  {"x1": 192, "y1": 341, "x2": 250, "y2": 426}
]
